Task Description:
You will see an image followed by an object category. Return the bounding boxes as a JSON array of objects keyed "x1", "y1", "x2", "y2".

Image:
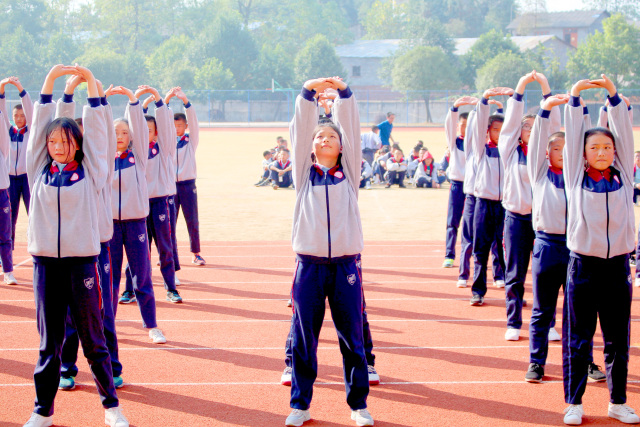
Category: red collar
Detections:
[
  {"x1": 50, "y1": 160, "x2": 78, "y2": 173},
  {"x1": 520, "y1": 141, "x2": 528, "y2": 156},
  {"x1": 486, "y1": 138, "x2": 498, "y2": 148},
  {"x1": 586, "y1": 166, "x2": 612, "y2": 182},
  {"x1": 117, "y1": 149, "x2": 131, "y2": 159},
  {"x1": 13, "y1": 126, "x2": 27, "y2": 135},
  {"x1": 313, "y1": 163, "x2": 339, "y2": 176},
  {"x1": 548, "y1": 165, "x2": 562, "y2": 175}
]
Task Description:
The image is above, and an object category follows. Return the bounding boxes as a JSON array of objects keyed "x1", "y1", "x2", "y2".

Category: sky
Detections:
[{"x1": 532, "y1": 0, "x2": 588, "y2": 12}]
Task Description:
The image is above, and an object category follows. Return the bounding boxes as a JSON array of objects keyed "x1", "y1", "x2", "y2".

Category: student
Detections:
[
  {"x1": 442, "y1": 98, "x2": 474, "y2": 268},
  {"x1": 469, "y1": 87, "x2": 511, "y2": 306},
  {"x1": 406, "y1": 145, "x2": 421, "y2": 179},
  {"x1": 55, "y1": 75, "x2": 124, "y2": 391},
  {"x1": 498, "y1": 71, "x2": 550, "y2": 341},
  {"x1": 360, "y1": 159, "x2": 372, "y2": 189},
  {"x1": 598, "y1": 97, "x2": 633, "y2": 129},
  {"x1": 385, "y1": 148, "x2": 407, "y2": 188},
  {"x1": 23, "y1": 64, "x2": 128, "y2": 427},
  {"x1": 0, "y1": 80, "x2": 18, "y2": 285},
  {"x1": 166, "y1": 88, "x2": 205, "y2": 266},
  {"x1": 371, "y1": 145, "x2": 390, "y2": 183},
  {"x1": 270, "y1": 149, "x2": 293, "y2": 189},
  {"x1": 255, "y1": 150, "x2": 273, "y2": 186},
  {"x1": 632, "y1": 151, "x2": 640, "y2": 205},
  {"x1": 377, "y1": 112, "x2": 395, "y2": 146},
  {"x1": 561, "y1": 75, "x2": 638, "y2": 426},
  {"x1": 286, "y1": 77, "x2": 372, "y2": 427},
  {"x1": 437, "y1": 149, "x2": 449, "y2": 185},
  {"x1": 360, "y1": 125, "x2": 381, "y2": 165},
  {"x1": 414, "y1": 151, "x2": 439, "y2": 188},
  {"x1": 107, "y1": 85, "x2": 167, "y2": 344},
  {"x1": 0, "y1": 76, "x2": 32, "y2": 262}
]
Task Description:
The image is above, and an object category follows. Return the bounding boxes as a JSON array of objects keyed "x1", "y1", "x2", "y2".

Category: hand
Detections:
[
  {"x1": 72, "y1": 64, "x2": 97, "y2": 98},
  {"x1": 534, "y1": 72, "x2": 551, "y2": 95},
  {"x1": 174, "y1": 87, "x2": 188, "y2": 104},
  {"x1": 321, "y1": 88, "x2": 339, "y2": 100},
  {"x1": 42, "y1": 64, "x2": 83, "y2": 95},
  {"x1": 483, "y1": 87, "x2": 514, "y2": 99},
  {"x1": 0, "y1": 78, "x2": 11, "y2": 94},
  {"x1": 453, "y1": 96, "x2": 478, "y2": 108},
  {"x1": 303, "y1": 78, "x2": 333, "y2": 94},
  {"x1": 515, "y1": 70, "x2": 536, "y2": 94},
  {"x1": 589, "y1": 74, "x2": 616, "y2": 97},
  {"x1": 435, "y1": 183, "x2": 440, "y2": 189},
  {"x1": 96, "y1": 79, "x2": 106, "y2": 98},
  {"x1": 542, "y1": 93, "x2": 570, "y2": 110},
  {"x1": 325, "y1": 77, "x2": 347, "y2": 91},
  {"x1": 571, "y1": 79, "x2": 600, "y2": 97},
  {"x1": 64, "y1": 75, "x2": 85, "y2": 95},
  {"x1": 488, "y1": 99, "x2": 503, "y2": 109},
  {"x1": 7, "y1": 76, "x2": 24, "y2": 93},
  {"x1": 135, "y1": 85, "x2": 160, "y2": 101},
  {"x1": 318, "y1": 98, "x2": 332, "y2": 115},
  {"x1": 278, "y1": 171, "x2": 284, "y2": 176},
  {"x1": 106, "y1": 86, "x2": 136, "y2": 102},
  {"x1": 143, "y1": 96, "x2": 155, "y2": 109}
]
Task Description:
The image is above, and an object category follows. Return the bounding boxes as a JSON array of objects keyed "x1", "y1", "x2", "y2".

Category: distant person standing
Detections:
[
  {"x1": 377, "y1": 112, "x2": 395, "y2": 146},
  {"x1": 360, "y1": 125, "x2": 381, "y2": 165}
]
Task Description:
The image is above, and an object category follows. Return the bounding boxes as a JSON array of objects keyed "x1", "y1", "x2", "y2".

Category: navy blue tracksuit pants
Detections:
[
  {"x1": 563, "y1": 253, "x2": 631, "y2": 405},
  {"x1": 0, "y1": 189, "x2": 13, "y2": 272},
  {"x1": 111, "y1": 219, "x2": 157, "y2": 329},
  {"x1": 145, "y1": 196, "x2": 176, "y2": 291},
  {"x1": 61, "y1": 242, "x2": 122, "y2": 378},
  {"x1": 290, "y1": 254, "x2": 369, "y2": 411},
  {"x1": 168, "y1": 194, "x2": 181, "y2": 271},
  {"x1": 175, "y1": 179, "x2": 201, "y2": 254},
  {"x1": 445, "y1": 180, "x2": 465, "y2": 260},
  {"x1": 387, "y1": 170, "x2": 405, "y2": 186},
  {"x1": 504, "y1": 211, "x2": 535, "y2": 329},
  {"x1": 271, "y1": 170, "x2": 293, "y2": 188},
  {"x1": 471, "y1": 198, "x2": 506, "y2": 297},
  {"x1": 32, "y1": 256, "x2": 118, "y2": 417},
  {"x1": 9, "y1": 173, "x2": 29, "y2": 250}
]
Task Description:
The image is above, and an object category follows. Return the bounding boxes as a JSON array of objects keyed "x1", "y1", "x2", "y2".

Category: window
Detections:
[{"x1": 352, "y1": 66, "x2": 361, "y2": 77}]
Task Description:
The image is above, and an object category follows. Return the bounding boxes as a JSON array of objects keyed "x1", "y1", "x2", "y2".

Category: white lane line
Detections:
[
  {"x1": 0, "y1": 318, "x2": 512, "y2": 324},
  {"x1": 0, "y1": 297, "x2": 509, "y2": 303},
  {"x1": 175, "y1": 255, "x2": 443, "y2": 259},
  {"x1": 177, "y1": 244, "x2": 444, "y2": 248}
]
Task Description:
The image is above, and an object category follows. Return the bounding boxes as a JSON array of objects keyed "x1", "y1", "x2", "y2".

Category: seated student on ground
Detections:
[
  {"x1": 438, "y1": 148, "x2": 450, "y2": 184},
  {"x1": 385, "y1": 148, "x2": 407, "y2": 188},
  {"x1": 269, "y1": 149, "x2": 293, "y2": 189},
  {"x1": 372, "y1": 145, "x2": 390, "y2": 183},
  {"x1": 414, "y1": 151, "x2": 439, "y2": 188},
  {"x1": 360, "y1": 159, "x2": 373, "y2": 189},
  {"x1": 255, "y1": 150, "x2": 273, "y2": 186},
  {"x1": 633, "y1": 151, "x2": 640, "y2": 205},
  {"x1": 406, "y1": 144, "x2": 421, "y2": 180}
]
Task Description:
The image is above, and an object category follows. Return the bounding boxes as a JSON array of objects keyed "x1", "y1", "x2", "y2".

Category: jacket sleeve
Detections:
[
  {"x1": 563, "y1": 96, "x2": 587, "y2": 191},
  {"x1": 332, "y1": 87, "x2": 362, "y2": 195},
  {"x1": 21, "y1": 91, "x2": 34, "y2": 130},
  {"x1": 27, "y1": 96, "x2": 57, "y2": 188},
  {"x1": 126, "y1": 101, "x2": 148, "y2": 172},
  {"x1": 528, "y1": 108, "x2": 552, "y2": 185},
  {"x1": 104, "y1": 98, "x2": 117, "y2": 183},
  {"x1": 607, "y1": 93, "x2": 634, "y2": 187},
  {"x1": 597, "y1": 106, "x2": 607, "y2": 128},
  {"x1": 386, "y1": 158, "x2": 398, "y2": 171},
  {"x1": 290, "y1": 89, "x2": 318, "y2": 195},
  {"x1": 473, "y1": 99, "x2": 490, "y2": 167},
  {"x1": 155, "y1": 100, "x2": 177, "y2": 163},
  {"x1": 55, "y1": 94, "x2": 75, "y2": 119},
  {"x1": 0, "y1": 110, "x2": 9, "y2": 161},
  {"x1": 0, "y1": 95, "x2": 10, "y2": 131},
  {"x1": 498, "y1": 95, "x2": 525, "y2": 169},
  {"x1": 81, "y1": 99, "x2": 108, "y2": 192},
  {"x1": 464, "y1": 110, "x2": 476, "y2": 161},
  {"x1": 184, "y1": 102, "x2": 199, "y2": 151},
  {"x1": 444, "y1": 107, "x2": 458, "y2": 153},
  {"x1": 549, "y1": 101, "x2": 562, "y2": 133},
  {"x1": 583, "y1": 106, "x2": 592, "y2": 130}
]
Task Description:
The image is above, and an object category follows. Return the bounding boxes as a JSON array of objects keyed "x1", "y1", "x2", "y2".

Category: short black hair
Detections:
[
  {"x1": 74, "y1": 117, "x2": 83, "y2": 128},
  {"x1": 174, "y1": 113, "x2": 187, "y2": 123},
  {"x1": 371, "y1": 125, "x2": 379, "y2": 131},
  {"x1": 387, "y1": 112, "x2": 394, "y2": 118},
  {"x1": 263, "y1": 150, "x2": 272, "y2": 157},
  {"x1": 488, "y1": 114, "x2": 505, "y2": 128},
  {"x1": 145, "y1": 115, "x2": 157, "y2": 133},
  {"x1": 45, "y1": 117, "x2": 84, "y2": 163},
  {"x1": 548, "y1": 131, "x2": 565, "y2": 147},
  {"x1": 12, "y1": 104, "x2": 23, "y2": 112},
  {"x1": 584, "y1": 127, "x2": 615, "y2": 148},
  {"x1": 459, "y1": 112, "x2": 469, "y2": 121}
]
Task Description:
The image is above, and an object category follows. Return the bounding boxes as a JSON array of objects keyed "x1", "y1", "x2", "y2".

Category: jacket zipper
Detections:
[
  {"x1": 324, "y1": 173, "x2": 331, "y2": 261},
  {"x1": 57, "y1": 170, "x2": 61, "y2": 258},
  {"x1": 118, "y1": 168, "x2": 122, "y2": 221},
  {"x1": 14, "y1": 136, "x2": 19, "y2": 175},
  {"x1": 605, "y1": 186, "x2": 610, "y2": 259}
]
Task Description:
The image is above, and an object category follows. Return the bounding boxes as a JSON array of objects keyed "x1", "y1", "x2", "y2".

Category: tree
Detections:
[
  {"x1": 253, "y1": 44, "x2": 295, "y2": 90},
  {"x1": 475, "y1": 51, "x2": 539, "y2": 91},
  {"x1": 194, "y1": 59, "x2": 235, "y2": 90},
  {"x1": 566, "y1": 14, "x2": 640, "y2": 88},
  {"x1": 391, "y1": 46, "x2": 460, "y2": 123},
  {"x1": 294, "y1": 35, "x2": 346, "y2": 86},
  {"x1": 74, "y1": 48, "x2": 148, "y2": 90},
  {"x1": 146, "y1": 35, "x2": 196, "y2": 90},
  {"x1": 585, "y1": 0, "x2": 640, "y2": 20},
  {"x1": 460, "y1": 29, "x2": 521, "y2": 87},
  {"x1": 403, "y1": 17, "x2": 456, "y2": 57},
  {"x1": 362, "y1": 0, "x2": 407, "y2": 39}
]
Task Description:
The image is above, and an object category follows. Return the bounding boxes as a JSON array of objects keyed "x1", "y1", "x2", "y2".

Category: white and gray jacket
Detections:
[
  {"x1": 463, "y1": 110, "x2": 477, "y2": 195},
  {"x1": 0, "y1": 90, "x2": 33, "y2": 176},
  {"x1": 564, "y1": 93, "x2": 635, "y2": 258},
  {"x1": 27, "y1": 95, "x2": 108, "y2": 258},
  {"x1": 445, "y1": 107, "x2": 465, "y2": 183},
  {"x1": 173, "y1": 101, "x2": 199, "y2": 183},
  {"x1": 473, "y1": 98, "x2": 503, "y2": 201},
  {"x1": 291, "y1": 87, "x2": 363, "y2": 259},
  {"x1": 146, "y1": 100, "x2": 177, "y2": 198}
]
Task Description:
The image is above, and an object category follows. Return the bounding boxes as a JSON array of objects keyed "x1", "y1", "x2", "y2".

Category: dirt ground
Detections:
[{"x1": 11, "y1": 127, "x2": 640, "y2": 244}]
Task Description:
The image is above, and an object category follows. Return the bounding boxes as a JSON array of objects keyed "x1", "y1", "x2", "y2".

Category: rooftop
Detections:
[{"x1": 507, "y1": 9, "x2": 609, "y2": 30}]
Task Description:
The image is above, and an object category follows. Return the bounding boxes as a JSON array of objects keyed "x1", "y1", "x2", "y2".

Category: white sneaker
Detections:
[
  {"x1": 635, "y1": 277, "x2": 640, "y2": 288},
  {"x1": 23, "y1": 413, "x2": 52, "y2": 427},
  {"x1": 105, "y1": 406, "x2": 129, "y2": 427},
  {"x1": 351, "y1": 408, "x2": 374, "y2": 426},
  {"x1": 285, "y1": 409, "x2": 311, "y2": 426},
  {"x1": 287, "y1": 299, "x2": 292, "y2": 307},
  {"x1": 456, "y1": 279, "x2": 468, "y2": 288},
  {"x1": 4, "y1": 271, "x2": 17, "y2": 285},
  {"x1": 564, "y1": 404, "x2": 583, "y2": 425},
  {"x1": 548, "y1": 328, "x2": 561, "y2": 341},
  {"x1": 175, "y1": 276, "x2": 181, "y2": 286},
  {"x1": 505, "y1": 328, "x2": 520, "y2": 341},
  {"x1": 367, "y1": 365, "x2": 380, "y2": 385},
  {"x1": 365, "y1": 181, "x2": 371, "y2": 189},
  {"x1": 494, "y1": 280, "x2": 505, "y2": 288},
  {"x1": 149, "y1": 328, "x2": 167, "y2": 344},
  {"x1": 609, "y1": 403, "x2": 640, "y2": 424},
  {"x1": 281, "y1": 367, "x2": 292, "y2": 386}
]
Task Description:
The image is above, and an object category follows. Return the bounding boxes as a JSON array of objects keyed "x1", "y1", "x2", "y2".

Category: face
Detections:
[
  {"x1": 47, "y1": 128, "x2": 77, "y2": 164},
  {"x1": 264, "y1": 153, "x2": 272, "y2": 161},
  {"x1": 387, "y1": 114, "x2": 395, "y2": 124},
  {"x1": 393, "y1": 150, "x2": 403, "y2": 161},
  {"x1": 147, "y1": 121, "x2": 157, "y2": 143},
  {"x1": 115, "y1": 121, "x2": 131, "y2": 152},
  {"x1": 13, "y1": 108, "x2": 26, "y2": 129},
  {"x1": 520, "y1": 118, "x2": 534, "y2": 145},
  {"x1": 584, "y1": 134, "x2": 615, "y2": 171},
  {"x1": 280, "y1": 140, "x2": 288, "y2": 148},
  {"x1": 312, "y1": 128, "x2": 340, "y2": 161},
  {"x1": 457, "y1": 118, "x2": 468, "y2": 138},
  {"x1": 424, "y1": 157, "x2": 433, "y2": 166},
  {"x1": 488, "y1": 121, "x2": 502, "y2": 144},
  {"x1": 281, "y1": 151, "x2": 289, "y2": 162},
  {"x1": 547, "y1": 138, "x2": 565, "y2": 169},
  {"x1": 634, "y1": 153, "x2": 640, "y2": 167},
  {"x1": 174, "y1": 119, "x2": 187, "y2": 137}
]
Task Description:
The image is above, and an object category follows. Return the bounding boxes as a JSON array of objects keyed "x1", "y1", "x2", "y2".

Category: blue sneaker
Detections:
[
  {"x1": 118, "y1": 291, "x2": 136, "y2": 304},
  {"x1": 167, "y1": 290, "x2": 183, "y2": 303},
  {"x1": 192, "y1": 255, "x2": 206, "y2": 266},
  {"x1": 59, "y1": 376, "x2": 75, "y2": 390},
  {"x1": 442, "y1": 258, "x2": 454, "y2": 268},
  {"x1": 113, "y1": 376, "x2": 124, "y2": 389}
]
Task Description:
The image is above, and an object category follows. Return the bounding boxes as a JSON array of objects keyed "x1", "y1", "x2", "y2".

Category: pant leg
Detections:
[
  {"x1": 471, "y1": 198, "x2": 495, "y2": 297},
  {"x1": 415, "y1": 177, "x2": 427, "y2": 187},
  {"x1": 357, "y1": 257, "x2": 375, "y2": 366},
  {"x1": 491, "y1": 241, "x2": 505, "y2": 281},
  {"x1": 99, "y1": 242, "x2": 122, "y2": 377},
  {"x1": 281, "y1": 172, "x2": 293, "y2": 188},
  {"x1": 9, "y1": 176, "x2": 19, "y2": 249},
  {"x1": 110, "y1": 222, "x2": 125, "y2": 315},
  {"x1": 597, "y1": 255, "x2": 632, "y2": 404},
  {"x1": 445, "y1": 181, "x2": 465, "y2": 260},
  {"x1": 563, "y1": 254, "x2": 599, "y2": 405},
  {"x1": 504, "y1": 213, "x2": 534, "y2": 329},
  {"x1": 529, "y1": 238, "x2": 568, "y2": 365},
  {"x1": 634, "y1": 188, "x2": 640, "y2": 204},
  {"x1": 285, "y1": 315, "x2": 294, "y2": 368},
  {"x1": 60, "y1": 311, "x2": 79, "y2": 379},
  {"x1": 177, "y1": 180, "x2": 200, "y2": 254},
  {"x1": 122, "y1": 220, "x2": 157, "y2": 329},
  {"x1": 150, "y1": 198, "x2": 176, "y2": 291},
  {"x1": 459, "y1": 195, "x2": 475, "y2": 281},
  {"x1": 0, "y1": 189, "x2": 13, "y2": 272},
  {"x1": 327, "y1": 260, "x2": 369, "y2": 410},
  {"x1": 387, "y1": 170, "x2": 397, "y2": 184},
  {"x1": 168, "y1": 195, "x2": 180, "y2": 271},
  {"x1": 397, "y1": 171, "x2": 406, "y2": 183},
  {"x1": 290, "y1": 261, "x2": 327, "y2": 410}
]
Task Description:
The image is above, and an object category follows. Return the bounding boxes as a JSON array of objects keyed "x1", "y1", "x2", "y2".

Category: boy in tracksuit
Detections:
[
  {"x1": 285, "y1": 77, "x2": 372, "y2": 427},
  {"x1": 385, "y1": 149, "x2": 407, "y2": 188},
  {"x1": 469, "y1": 87, "x2": 511, "y2": 305},
  {"x1": 56, "y1": 76, "x2": 123, "y2": 390},
  {"x1": 270, "y1": 150, "x2": 293, "y2": 189},
  {"x1": 561, "y1": 75, "x2": 638, "y2": 426},
  {"x1": 0, "y1": 77, "x2": 32, "y2": 260}
]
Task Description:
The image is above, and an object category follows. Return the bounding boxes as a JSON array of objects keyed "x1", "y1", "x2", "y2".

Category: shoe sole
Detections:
[
  {"x1": 285, "y1": 416, "x2": 311, "y2": 426},
  {"x1": 369, "y1": 379, "x2": 380, "y2": 385},
  {"x1": 351, "y1": 413, "x2": 374, "y2": 426},
  {"x1": 118, "y1": 299, "x2": 136, "y2": 304},
  {"x1": 167, "y1": 298, "x2": 183, "y2": 304},
  {"x1": 609, "y1": 412, "x2": 640, "y2": 423},
  {"x1": 281, "y1": 380, "x2": 291, "y2": 386},
  {"x1": 115, "y1": 383, "x2": 124, "y2": 389},
  {"x1": 588, "y1": 376, "x2": 607, "y2": 382},
  {"x1": 470, "y1": 301, "x2": 483, "y2": 306},
  {"x1": 456, "y1": 283, "x2": 467, "y2": 288},
  {"x1": 59, "y1": 384, "x2": 75, "y2": 391},
  {"x1": 525, "y1": 377, "x2": 543, "y2": 383},
  {"x1": 4, "y1": 281, "x2": 17, "y2": 285}
]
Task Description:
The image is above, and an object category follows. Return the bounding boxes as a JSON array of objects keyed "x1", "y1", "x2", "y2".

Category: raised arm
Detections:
[
  {"x1": 11, "y1": 78, "x2": 33, "y2": 129},
  {"x1": 175, "y1": 88, "x2": 199, "y2": 150},
  {"x1": 529, "y1": 94, "x2": 569, "y2": 184},
  {"x1": 329, "y1": 77, "x2": 361, "y2": 194},
  {"x1": 446, "y1": 96, "x2": 477, "y2": 152},
  {"x1": 0, "y1": 78, "x2": 12, "y2": 130},
  {"x1": 56, "y1": 74, "x2": 83, "y2": 119},
  {"x1": 139, "y1": 86, "x2": 176, "y2": 162},
  {"x1": 498, "y1": 72, "x2": 533, "y2": 164}
]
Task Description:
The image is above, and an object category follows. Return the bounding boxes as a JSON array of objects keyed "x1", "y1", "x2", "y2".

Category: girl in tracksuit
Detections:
[
  {"x1": 285, "y1": 77, "x2": 372, "y2": 427},
  {"x1": 413, "y1": 151, "x2": 439, "y2": 188},
  {"x1": 108, "y1": 85, "x2": 166, "y2": 345},
  {"x1": 23, "y1": 64, "x2": 128, "y2": 427},
  {"x1": 0, "y1": 77, "x2": 32, "y2": 256},
  {"x1": 561, "y1": 75, "x2": 639, "y2": 426},
  {"x1": 56, "y1": 76, "x2": 124, "y2": 390}
]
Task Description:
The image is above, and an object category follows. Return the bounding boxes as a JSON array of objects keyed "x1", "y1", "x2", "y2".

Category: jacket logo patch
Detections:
[
  {"x1": 129, "y1": 157, "x2": 135, "y2": 164},
  {"x1": 614, "y1": 175, "x2": 620, "y2": 184},
  {"x1": 138, "y1": 233, "x2": 146, "y2": 242},
  {"x1": 347, "y1": 274, "x2": 356, "y2": 285},
  {"x1": 356, "y1": 260, "x2": 361, "y2": 269},
  {"x1": 2, "y1": 207, "x2": 8, "y2": 214},
  {"x1": 152, "y1": 148, "x2": 158, "y2": 155},
  {"x1": 168, "y1": 198, "x2": 174, "y2": 205},
  {"x1": 71, "y1": 173, "x2": 79, "y2": 181},
  {"x1": 104, "y1": 263, "x2": 110, "y2": 274},
  {"x1": 159, "y1": 214, "x2": 166, "y2": 222},
  {"x1": 84, "y1": 277, "x2": 95, "y2": 290},
  {"x1": 335, "y1": 171, "x2": 343, "y2": 179}
]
